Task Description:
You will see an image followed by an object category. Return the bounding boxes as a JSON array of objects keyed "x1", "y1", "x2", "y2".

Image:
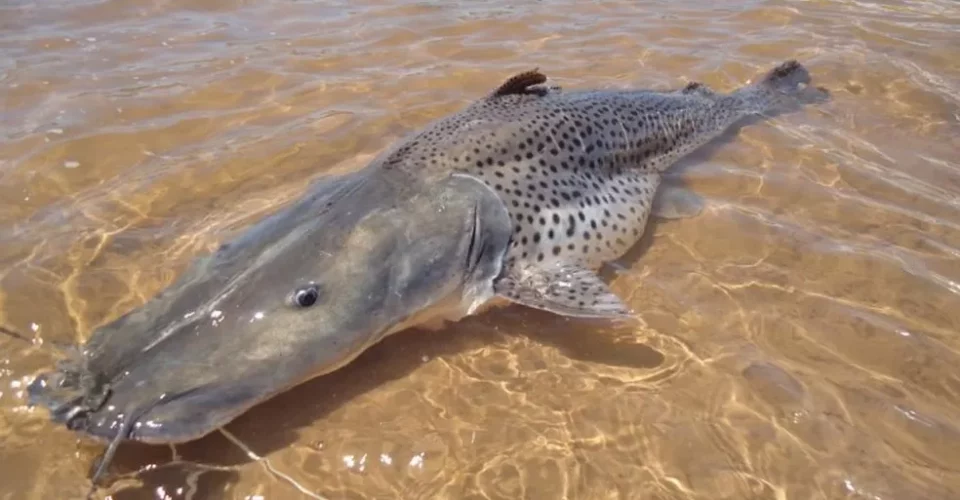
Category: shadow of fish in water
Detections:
[{"x1": 15, "y1": 60, "x2": 828, "y2": 491}]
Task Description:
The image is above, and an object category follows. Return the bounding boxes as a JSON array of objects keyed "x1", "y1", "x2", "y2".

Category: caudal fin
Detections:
[
  {"x1": 760, "y1": 60, "x2": 811, "y2": 94},
  {"x1": 738, "y1": 59, "x2": 828, "y2": 113}
]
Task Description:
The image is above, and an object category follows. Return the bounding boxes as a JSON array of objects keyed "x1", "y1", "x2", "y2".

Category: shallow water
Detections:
[{"x1": 2, "y1": 0, "x2": 959, "y2": 498}]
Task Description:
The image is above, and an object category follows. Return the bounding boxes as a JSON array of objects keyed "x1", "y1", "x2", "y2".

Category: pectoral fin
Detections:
[
  {"x1": 652, "y1": 185, "x2": 704, "y2": 220},
  {"x1": 493, "y1": 262, "x2": 634, "y2": 319}
]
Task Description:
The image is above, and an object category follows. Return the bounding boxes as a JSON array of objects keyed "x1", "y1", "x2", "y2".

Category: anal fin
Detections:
[
  {"x1": 494, "y1": 262, "x2": 634, "y2": 319},
  {"x1": 652, "y1": 184, "x2": 704, "y2": 220}
]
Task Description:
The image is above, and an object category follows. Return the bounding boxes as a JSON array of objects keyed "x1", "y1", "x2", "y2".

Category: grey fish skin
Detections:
[
  {"x1": 25, "y1": 60, "x2": 823, "y2": 485},
  {"x1": 28, "y1": 167, "x2": 514, "y2": 482}
]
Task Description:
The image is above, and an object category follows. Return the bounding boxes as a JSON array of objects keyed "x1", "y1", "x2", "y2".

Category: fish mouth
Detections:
[
  {"x1": 27, "y1": 357, "x2": 314, "y2": 487},
  {"x1": 30, "y1": 368, "x2": 233, "y2": 446},
  {"x1": 28, "y1": 328, "x2": 385, "y2": 446}
]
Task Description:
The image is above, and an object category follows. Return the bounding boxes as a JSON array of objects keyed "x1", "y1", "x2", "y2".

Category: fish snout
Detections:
[{"x1": 28, "y1": 366, "x2": 116, "y2": 437}]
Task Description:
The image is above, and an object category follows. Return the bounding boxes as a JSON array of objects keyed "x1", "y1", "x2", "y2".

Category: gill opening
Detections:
[{"x1": 465, "y1": 202, "x2": 482, "y2": 272}]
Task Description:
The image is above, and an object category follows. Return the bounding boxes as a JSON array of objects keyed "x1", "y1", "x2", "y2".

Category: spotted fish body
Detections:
[{"x1": 385, "y1": 60, "x2": 820, "y2": 317}]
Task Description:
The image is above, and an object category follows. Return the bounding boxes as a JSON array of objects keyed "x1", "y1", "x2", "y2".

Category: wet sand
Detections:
[{"x1": 1, "y1": 0, "x2": 959, "y2": 498}]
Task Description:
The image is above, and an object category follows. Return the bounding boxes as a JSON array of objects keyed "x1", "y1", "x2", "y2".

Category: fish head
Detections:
[{"x1": 28, "y1": 168, "x2": 512, "y2": 446}]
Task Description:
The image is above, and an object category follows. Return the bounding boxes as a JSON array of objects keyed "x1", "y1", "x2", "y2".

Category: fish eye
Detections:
[{"x1": 292, "y1": 285, "x2": 320, "y2": 308}]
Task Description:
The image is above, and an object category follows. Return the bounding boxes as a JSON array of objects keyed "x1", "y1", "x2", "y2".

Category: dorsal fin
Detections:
[
  {"x1": 682, "y1": 82, "x2": 704, "y2": 93},
  {"x1": 492, "y1": 69, "x2": 549, "y2": 97},
  {"x1": 677, "y1": 81, "x2": 716, "y2": 98}
]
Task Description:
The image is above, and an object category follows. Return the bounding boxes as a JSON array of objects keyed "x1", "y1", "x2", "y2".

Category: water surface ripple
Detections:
[{"x1": 1, "y1": 0, "x2": 959, "y2": 498}]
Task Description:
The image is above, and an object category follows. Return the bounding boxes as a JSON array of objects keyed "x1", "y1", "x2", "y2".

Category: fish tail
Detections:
[
  {"x1": 759, "y1": 60, "x2": 811, "y2": 94},
  {"x1": 736, "y1": 60, "x2": 828, "y2": 113}
]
